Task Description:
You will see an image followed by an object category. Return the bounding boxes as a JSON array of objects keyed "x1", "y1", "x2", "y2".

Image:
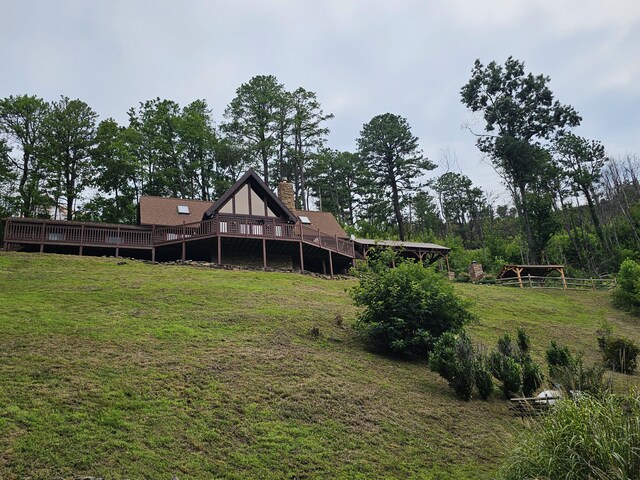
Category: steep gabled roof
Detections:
[
  {"x1": 139, "y1": 196, "x2": 214, "y2": 226},
  {"x1": 203, "y1": 168, "x2": 298, "y2": 222}
]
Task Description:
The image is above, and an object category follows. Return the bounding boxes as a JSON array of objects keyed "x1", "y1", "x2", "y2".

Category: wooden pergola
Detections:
[{"x1": 497, "y1": 264, "x2": 567, "y2": 289}]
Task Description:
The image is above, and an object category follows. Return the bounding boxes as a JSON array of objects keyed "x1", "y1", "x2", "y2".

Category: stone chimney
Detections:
[{"x1": 278, "y1": 180, "x2": 295, "y2": 211}]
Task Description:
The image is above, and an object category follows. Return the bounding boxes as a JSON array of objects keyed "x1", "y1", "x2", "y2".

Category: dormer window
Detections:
[
  {"x1": 177, "y1": 205, "x2": 190, "y2": 215},
  {"x1": 299, "y1": 215, "x2": 311, "y2": 224}
]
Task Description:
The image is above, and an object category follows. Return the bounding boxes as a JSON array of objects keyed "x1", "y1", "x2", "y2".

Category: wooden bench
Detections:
[{"x1": 509, "y1": 396, "x2": 561, "y2": 416}]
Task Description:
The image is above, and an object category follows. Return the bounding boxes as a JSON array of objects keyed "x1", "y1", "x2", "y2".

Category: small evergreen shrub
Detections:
[
  {"x1": 521, "y1": 358, "x2": 544, "y2": 397},
  {"x1": 600, "y1": 337, "x2": 639, "y2": 374},
  {"x1": 351, "y1": 257, "x2": 475, "y2": 358},
  {"x1": 474, "y1": 355, "x2": 495, "y2": 400},
  {"x1": 500, "y1": 356, "x2": 523, "y2": 398},
  {"x1": 430, "y1": 332, "x2": 492, "y2": 401},
  {"x1": 546, "y1": 340, "x2": 574, "y2": 382}
]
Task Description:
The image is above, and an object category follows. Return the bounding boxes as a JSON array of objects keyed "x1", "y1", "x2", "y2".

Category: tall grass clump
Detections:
[{"x1": 499, "y1": 391, "x2": 640, "y2": 480}]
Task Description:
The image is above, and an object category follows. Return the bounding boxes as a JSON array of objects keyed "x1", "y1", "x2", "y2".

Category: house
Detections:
[{"x1": 2, "y1": 169, "x2": 450, "y2": 276}]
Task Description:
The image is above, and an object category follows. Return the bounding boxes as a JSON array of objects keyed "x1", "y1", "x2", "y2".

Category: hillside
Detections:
[{"x1": 0, "y1": 253, "x2": 638, "y2": 479}]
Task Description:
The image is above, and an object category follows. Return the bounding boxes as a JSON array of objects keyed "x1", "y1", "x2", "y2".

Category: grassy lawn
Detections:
[{"x1": 0, "y1": 252, "x2": 638, "y2": 479}]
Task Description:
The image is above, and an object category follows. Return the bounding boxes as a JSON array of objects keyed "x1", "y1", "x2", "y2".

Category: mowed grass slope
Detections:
[{"x1": 0, "y1": 253, "x2": 638, "y2": 479}]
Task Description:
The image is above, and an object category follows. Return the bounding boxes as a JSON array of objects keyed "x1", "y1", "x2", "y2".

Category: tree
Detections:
[
  {"x1": 356, "y1": 113, "x2": 435, "y2": 240},
  {"x1": 222, "y1": 75, "x2": 286, "y2": 186},
  {"x1": 461, "y1": 57, "x2": 581, "y2": 262},
  {"x1": 553, "y1": 132, "x2": 608, "y2": 245},
  {"x1": 0, "y1": 95, "x2": 49, "y2": 217},
  {"x1": 307, "y1": 149, "x2": 363, "y2": 225},
  {"x1": 41, "y1": 96, "x2": 97, "y2": 221},
  {"x1": 127, "y1": 98, "x2": 181, "y2": 197},
  {"x1": 176, "y1": 99, "x2": 217, "y2": 200},
  {"x1": 288, "y1": 88, "x2": 333, "y2": 209},
  {"x1": 87, "y1": 119, "x2": 139, "y2": 223}
]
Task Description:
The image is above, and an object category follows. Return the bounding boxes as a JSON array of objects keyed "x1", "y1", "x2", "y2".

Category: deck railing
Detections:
[
  {"x1": 3, "y1": 215, "x2": 355, "y2": 257},
  {"x1": 495, "y1": 275, "x2": 617, "y2": 290}
]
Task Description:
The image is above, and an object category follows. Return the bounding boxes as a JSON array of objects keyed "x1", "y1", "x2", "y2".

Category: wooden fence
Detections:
[{"x1": 495, "y1": 275, "x2": 617, "y2": 291}]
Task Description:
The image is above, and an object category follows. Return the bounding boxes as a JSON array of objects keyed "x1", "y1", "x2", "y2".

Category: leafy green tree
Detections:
[
  {"x1": 87, "y1": 119, "x2": 139, "y2": 223},
  {"x1": 176, "y1": 99, "x2": 218, "y2": 200},
  {"x1": 553, "y1": 132, "x2": 608, "y2": 245},
  {"x1": 222, "y1": 75, "x2": 286, "y2": 186},
  {"x1": 41, "y1": 96, "x2": 97, "y2": 220},
  {"x1": 0, "y1": 95, "x2": 50, "y2": 217},
  {"x1": 288, "y1": 88, "x2": 333, "y2": 209},
  {"x1": 430, "y1": 172, "x2": 485, "y2": 246},
  {"x1": 307, "y1": 149, "x2": 363, "y2": 225},
  {"x1": 356, "y1": 113, "x2": 435, "y2": 240},
  {"x1": 461, "y1": 57, "x2": 581, "y2": 262},
  {"x1": 127, "y1": 98, "x2": 181, "y2": 197}
]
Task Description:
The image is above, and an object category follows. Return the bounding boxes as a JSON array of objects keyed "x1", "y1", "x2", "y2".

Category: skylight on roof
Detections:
[
  {"x1": 177, "y1": 205, "x2": 190, "y2": 214},
  {"x1": 299, "y1": 215, "x2": 311, "y2": 224}
]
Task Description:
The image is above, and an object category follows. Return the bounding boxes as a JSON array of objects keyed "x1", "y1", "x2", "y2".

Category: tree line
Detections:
[{"x1": 1, "y1": 62, "x2": 639, "y2": 276}]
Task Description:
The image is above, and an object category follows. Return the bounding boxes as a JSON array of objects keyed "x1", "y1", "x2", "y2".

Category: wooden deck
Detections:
[{"x1": 2, "y1": 216, "x2": 356, "y2": 275}]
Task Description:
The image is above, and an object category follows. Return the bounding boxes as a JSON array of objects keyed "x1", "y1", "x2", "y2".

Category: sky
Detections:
[{"x1": 3, "y1": 0, "x2": 640, "y2": 205}]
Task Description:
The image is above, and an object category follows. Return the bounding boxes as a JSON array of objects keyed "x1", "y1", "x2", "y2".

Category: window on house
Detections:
[
  {"x1": 177, "y1": 205, "x2": 190, "y2": 214},
  {"x1": 299, "y1": 215, "x2": 311, "y2": 224}
]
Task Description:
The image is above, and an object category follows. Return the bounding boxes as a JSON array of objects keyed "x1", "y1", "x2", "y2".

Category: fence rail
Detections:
[{"x1": 496, "y1": 275, "x2": 616, "y2": 291}]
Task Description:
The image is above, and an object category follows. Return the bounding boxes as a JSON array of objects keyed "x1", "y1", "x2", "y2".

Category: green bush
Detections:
[
  {"x1": 430, "y1": 332, "x2": 491, "y2": 401},
  {"x1": 351, "y1": 258, "x2": 475, "y2": 358},
  {"x1": 546, "y1": 340, "x2": 574, "y2": 382},
  {"x1": 499, "y1": 391, "x2": 640, "y2": 480},
  {"x1": 474, "y1": 355, "x2": 495, "y2": 400},
  {"x1": 613, "y1": 259, "x2": 640, "y2": 313},
  {"x1": 600, "y1": 337, "x2": 639, "y2": 374},
  {"x1": 490, "y1": 352, "x2": 523, "y2": 398},
  {"x1": 521, "y1": 358, "x2": 544, "y2": 397}
]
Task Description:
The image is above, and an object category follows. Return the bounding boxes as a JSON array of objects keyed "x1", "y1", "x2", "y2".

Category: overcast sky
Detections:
[{"x1": 3, "y1": 0, "x2": 640, "y2": 204}]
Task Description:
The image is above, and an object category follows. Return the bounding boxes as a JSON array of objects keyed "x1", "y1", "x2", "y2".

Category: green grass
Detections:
[{"x1": 0, "y1": 252, "x2": 638, "y2": 479}]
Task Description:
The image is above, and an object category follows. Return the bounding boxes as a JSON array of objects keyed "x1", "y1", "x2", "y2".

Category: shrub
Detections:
[
  {"x1": 550, "y1": 354, "x2": 610, "y2": 396},
  {"x1": 474, "y1": 355, "x2": 495, "y2": 400},
  {"x1": 490, "y1": 352, "x2": 523, "y2": 398},
  {"x1": 500, "y1": 357, "x2": 523, "y2": 398},
  {"x1": 351, "y1": 258, "x2": 475, "y2": 358},
  {"x1": 448, "y1": 333, "x2": 476, "y2": 401},
  {"x1": 613, "y1": 259, "x2": 640, "y2": 313},
  {"x1": 546, "y1": 340, "x2": 574, "y2": 382},
  {"x1": 498, "y1": 391, "x2": 640, "y2": 480},
  {"x1": 521, "y1": 358, "x2": 544, "y2": 397},
  {"x1": 600, "y1": 337, "x2": 639, "y2": 374},
  {"x1": 430, "y1": 331, "x2": 490, "y2": 401},
  {"x1": 429, "y1": 332, "x2": 458, "y2": 381}
]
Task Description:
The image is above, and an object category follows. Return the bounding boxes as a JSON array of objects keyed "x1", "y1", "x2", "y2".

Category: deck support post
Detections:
[
  {"x1": 329, "y1": 251, "x2": 334, "y2": 279},
  {"x1": 299, "y1": 241, "x2": 304, "y2": 272},
  {"x1": 115, "y1": 226, "x2": 121, "y2": 258},
  {"x1": 181, "y1": 221, "x2": 186, "y2": 261},
  {"x1": 3, "y1": 220, "x2": 10, "y2": 251},
  {"x1": 40, "y1": 222, "x2": 46, "y2": 253},
  {"x1": 151, "y1": 225, "x2": 156, "y2": 262},
  {"x1": 217, "y1": 237, "x2": 222, "y2": 265},
  {"x1": 262, "y1": 238, "x2": 267, "y2": 270},
  {"x1": 79, "y1": 224, "x2": 85, "y2": 256}
]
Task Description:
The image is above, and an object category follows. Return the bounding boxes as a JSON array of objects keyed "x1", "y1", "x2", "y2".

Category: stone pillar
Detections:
[{"x1": 278, "y1": 180, "x2": 295, "y2": 211}]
